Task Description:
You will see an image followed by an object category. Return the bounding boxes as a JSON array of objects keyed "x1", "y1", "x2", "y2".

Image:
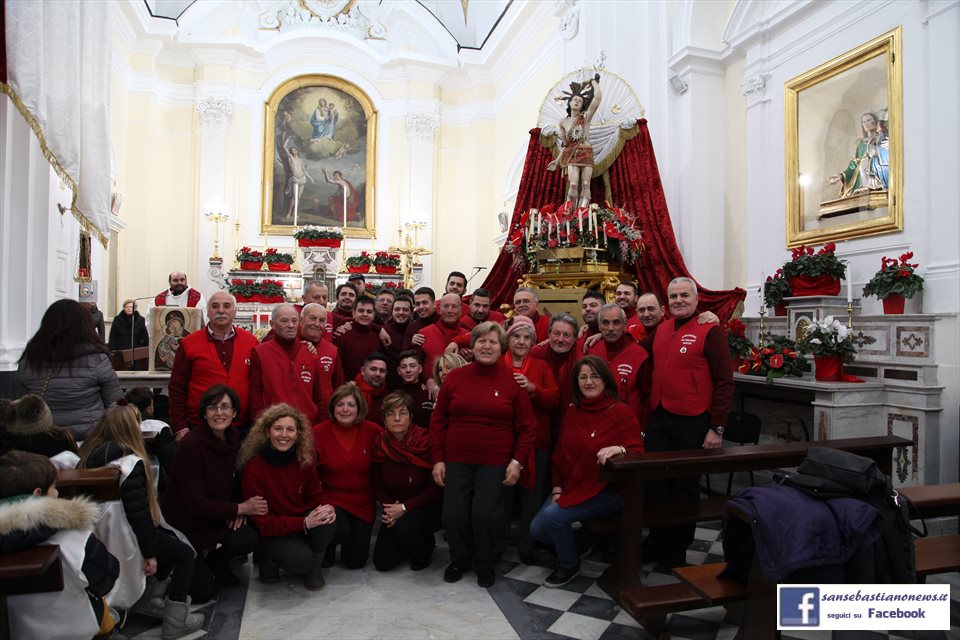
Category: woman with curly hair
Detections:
[{"x1": 238, "y1": 404, "x2": 336, "y2": 590}]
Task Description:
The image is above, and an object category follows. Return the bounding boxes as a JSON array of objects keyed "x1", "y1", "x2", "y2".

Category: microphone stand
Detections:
[
  {"x1": 466, "y1": 266, "x2": 488, "y2": 288},
  {"x1": 128, "y1": 296, "x2": 157, "y2": 370}
]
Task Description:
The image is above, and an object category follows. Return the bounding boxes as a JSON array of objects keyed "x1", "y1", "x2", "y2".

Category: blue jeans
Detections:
[{"x1": 529, "y1": 490, "x2": 623, "y2": 568}]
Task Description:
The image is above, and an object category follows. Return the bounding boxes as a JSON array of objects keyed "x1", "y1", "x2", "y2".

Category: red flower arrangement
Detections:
[
  {"x1": 780, "y1": 242, "x2": 845, "y2": 296},
  {"x1": 862, "y1": 252, "x2": 924, "y2": 302},
  {"x1": 724, "y1": 318, "x2": 754, "y2": 361},
  {"x1": 738, "y1": 336, "x2": 804, "y2": 382}
]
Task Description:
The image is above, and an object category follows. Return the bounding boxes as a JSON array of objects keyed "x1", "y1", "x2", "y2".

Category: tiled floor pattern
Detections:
[{"x1": 114, "y1": 520, "x2": 959, "y2": 640}]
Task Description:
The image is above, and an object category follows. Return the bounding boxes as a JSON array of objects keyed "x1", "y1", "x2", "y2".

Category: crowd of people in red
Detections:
[{"x1": 0, "y1": 270, "x2": 732, "y2": 639}]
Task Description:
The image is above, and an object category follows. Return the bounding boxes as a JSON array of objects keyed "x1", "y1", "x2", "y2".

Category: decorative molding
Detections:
[
  {"x1": 554, "y1": 0, "x2": 580, "y2": 40},
  {"x1": 196, "y1": 98, "x2": 233, "y2": 130},
  {"x1": 404, "y1": 113, "x2": 440, "y2": 144},
  {"x1": 259, "y1": 1, "x2": 371, "y2": 39},
  {"x1": 740, "y1": 73, "x2": 767, "y2": 97}
]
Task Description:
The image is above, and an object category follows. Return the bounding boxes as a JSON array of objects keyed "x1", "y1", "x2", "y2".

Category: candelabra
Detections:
[
  {"x1": 389, "y1": 223, "x2": 432, "y2": 289},
  {"x1": 757, "y1": 304, "x2": 766, "y2": 347},
  {"x1": 205, "y1": 210, "x2": 230, "y2": 260},
  {"x1": 233, "y1": 220, "x2": 241, "y2": 270}
]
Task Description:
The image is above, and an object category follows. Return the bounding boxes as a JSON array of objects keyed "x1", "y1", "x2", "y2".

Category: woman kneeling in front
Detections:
[
  {"x1": 238, "y1": 404, "x2": 337, "y2": 590},
  {"x1": 530, "y1": 356, "x2": 644, "y2": 588}
]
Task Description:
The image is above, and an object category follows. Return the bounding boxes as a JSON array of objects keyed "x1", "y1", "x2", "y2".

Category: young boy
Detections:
[{"x1": 0, "y1": 450, "x2": 120, "y2": 639}]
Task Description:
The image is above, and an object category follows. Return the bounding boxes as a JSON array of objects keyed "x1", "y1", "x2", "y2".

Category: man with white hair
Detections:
[
  {"x1": 300, "y1": 302, "x2": 344, "y2": 416},
  {"x1": 512, "y1": 287, "x2": 550, "y2": 342},
  {"x1": 168, "y1": 291, "x2": 257, "y2": 441},
  {"x1": 248, "y1": 303, "x2": 325, "y2": 423},
  {"x1": 641, "y1": 277, "x2": 733, "y2": 568},
  {"x1": 586, "y1": 303, "x2": 650, "y2": 420}
]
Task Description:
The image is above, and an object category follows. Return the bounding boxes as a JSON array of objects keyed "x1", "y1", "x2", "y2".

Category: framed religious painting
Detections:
[
  {"x1": 261, "y1": 75, "x2": 377, "y2": 238},
  {"x1": 785, "y1": 27, "x2": 902, "y2": 248},
  {"x1": 148, "y1": 307, "x2": 203, "y2": 372}
]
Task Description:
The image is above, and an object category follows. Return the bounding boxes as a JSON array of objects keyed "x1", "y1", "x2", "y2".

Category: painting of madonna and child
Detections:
[{"x1": 262, "y1": 76, "x2": 377, "y2": 237}]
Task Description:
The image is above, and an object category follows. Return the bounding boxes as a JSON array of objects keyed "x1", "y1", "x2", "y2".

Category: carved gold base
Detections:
[{"x1": 519, "y1": 271, "x2": 630, "y2": 303}]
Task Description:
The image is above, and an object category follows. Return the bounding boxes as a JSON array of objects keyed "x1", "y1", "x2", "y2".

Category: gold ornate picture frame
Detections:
[
  {"x1": 785, "y1": 27, "x2": 902, "y2": 248},
  {"x1": 261, "y1": 75, "x2": 377, "y2": 238}
]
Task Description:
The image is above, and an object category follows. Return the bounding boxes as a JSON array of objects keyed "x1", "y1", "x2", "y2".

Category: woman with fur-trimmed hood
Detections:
[{"x1": 0, "y1": 449, "x2": 119, "y2": 640}]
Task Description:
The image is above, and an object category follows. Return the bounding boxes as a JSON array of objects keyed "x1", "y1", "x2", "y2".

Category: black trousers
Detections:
[
  {"x1": 644, "y1": 407, "x2": 710, "y2": 562},
  {"x1": 262, "y1": 523, "x2": 336, "y2": 576},
  {"x1": 372, "y1": 505, "x2": 440, "y2": 571},
  {"x1": 517, "y1": 449, "x2": 551, "y2": 555},
  {"x1": 443, "y1": 462, "x2": 509, "y2": 571},
  {"x1": 155, "y1": 527, "x2": 196, "y2": 602},
  {"x1": 328, "y1": 507, "x2": 373, "y2": 569},
  {"x1": 189, "y1": 523, "x2": 259, "y2": 603}
]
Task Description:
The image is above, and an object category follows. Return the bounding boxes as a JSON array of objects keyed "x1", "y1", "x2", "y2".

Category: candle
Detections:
[
  {"x1": 578, "y1": 210, "x2": 583, "y2": 233},
  {"x1": 343, "y1": 188, "x2": 348, "y2": 229},
  {"x1": 566, "y1": 221, "x2": 570, "y2": 243},
  {"x1": 846, "y1": 267, "x2": 853, "y2": 303},
  {"x1": 548, "y1": 221, "x2": 552, "y2": 239}
]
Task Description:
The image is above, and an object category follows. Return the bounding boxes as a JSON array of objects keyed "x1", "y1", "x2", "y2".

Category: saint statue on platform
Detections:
[
  {"x1": 547, "y1": 73, "x2": 602, "y2": 208},
  {"x1": 827, "y1": 111, "x2": 889, "y2": 197}
]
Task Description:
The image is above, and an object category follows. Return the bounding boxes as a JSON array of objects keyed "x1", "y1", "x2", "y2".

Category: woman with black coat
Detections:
[{"x1": 109, "y1": 299, "x2": 150, "y2": 351}]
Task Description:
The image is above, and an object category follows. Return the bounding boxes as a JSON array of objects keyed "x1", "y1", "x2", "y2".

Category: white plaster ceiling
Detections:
[{"x1": 143, "y1": 0, "x2": 512, "y2": 50}]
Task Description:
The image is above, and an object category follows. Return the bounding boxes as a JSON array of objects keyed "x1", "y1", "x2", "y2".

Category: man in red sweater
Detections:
[
  {"x1": 459, "y1": 287, "x2": 505, "y2": 330},
  {"x1": 396, "y1": 350, "x2": 433, "y2": 428},
  {"x1": 300, "y1": 303, "x2": 344, "y2": 418},
  {"x1": 404, "y1": 287, "x2": 437, "y2": 349},
  {"x1": 374, "y1": 288, "x2": 395, "y2": 324},
  {"x1": 168, "y1": 291, "x2": 258, "y2": 441},
  {"x1": 329, "y1": 284, "x2": 357, "y2": 331},
  {"x1": 575, "y1": 290, "x2": 604, "y2": 353},
  {"x1": 512, "y1": 287, "x2": 551, "y2": 343},
  {"x1": 354, "y1": 353, "x2": 388, "y2": 425},
  {"x1": 530, "y1": 312, "x2": 580, "y2": 419},
  {"x1": 249, "y1": 304, "x2": 324, "y2": 423},
  {"x1": 418, "y1": 293, "x2": 469, "y2": 377},
  {"x1": 642, "y1": 277, "x2": 733, "y2": 568},
  {"x1": 586, "y1": 304, "x2": 650, "y2": 422},
  {"x1": 335, "y1": 296, "x2": 386, "y2": 380},
  {"x1": 615, "y1": 281, "x2": 642, "y2": 335}
]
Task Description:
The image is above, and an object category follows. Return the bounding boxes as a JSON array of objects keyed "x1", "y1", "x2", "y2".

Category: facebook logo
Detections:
[{"x1": 781, "y1": 587, "x2": 820, "y2": 626}]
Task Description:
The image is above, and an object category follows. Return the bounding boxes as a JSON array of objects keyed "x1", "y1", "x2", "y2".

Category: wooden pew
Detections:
[
  {"x1": 628, "y1": 486, "x2": 960, "y2": 639},
  {"x1": 597, "y1": 435, "x2": 910, "y2": 599},
  {"x1": 56, "y1": 467, "x2": 121, "y2": 501},
  {"x1": 0, "y1": 545, "x2": 63, "y2": 640}
]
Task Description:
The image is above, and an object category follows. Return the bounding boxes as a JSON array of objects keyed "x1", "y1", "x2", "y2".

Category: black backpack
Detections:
[{"x1": 779, "y1": 447, "x2": 925, "y2": 584}]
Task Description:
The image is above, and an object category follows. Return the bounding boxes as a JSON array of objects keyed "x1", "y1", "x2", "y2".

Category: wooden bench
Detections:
[
  {"x1": 596, "y1": 435, "x2": 910, "y2": 599},
  {"x1": 0, "y1": 545, "x2": 63, "y2": 640},
  {"x1": 56, "y1": 467, "x2": 121, "y2": 501}
]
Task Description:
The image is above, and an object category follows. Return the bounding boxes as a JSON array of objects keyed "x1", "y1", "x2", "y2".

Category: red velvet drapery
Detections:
[{"x1": 480, "y1": 119, "x2": 745, "y2": 320}]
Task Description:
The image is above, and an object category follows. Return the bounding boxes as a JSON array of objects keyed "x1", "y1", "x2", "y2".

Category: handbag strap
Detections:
[{"x1": 39, "y1": 367, "x2": 54, "y2": 399}]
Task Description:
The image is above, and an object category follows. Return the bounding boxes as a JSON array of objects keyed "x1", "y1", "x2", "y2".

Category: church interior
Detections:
[{"x1": 1, "y1": 1, "x2": 958, "y2": 639}]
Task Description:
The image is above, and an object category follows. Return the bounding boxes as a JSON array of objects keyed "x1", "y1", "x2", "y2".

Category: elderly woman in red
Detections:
[
  {"x1": 503, "y1": 315, "x2": 560, "y2": 565},
  {"x1": 431, "y1": 321, "x2": 537, "y2": 588},
  {"x1": 238, "y1": 403, "x2": 336, "y2": 590},
  {"x1": 530, "y1": 356, "x2": 644, "y2": 588},
  {"x1": 371, "y1": 391, "x2": 441, "y2": 572},
  {"x1": 312, "y1": 384, "x2": 383, "y2": 569}
]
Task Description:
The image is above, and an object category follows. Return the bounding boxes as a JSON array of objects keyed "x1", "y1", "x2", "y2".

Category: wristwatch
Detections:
[
  {"x1": 711, "y1": 425, "x2": 725, "y2": 436},
  {"x1": 509, "y1": 458, "x2": 524, "y2": 471}
]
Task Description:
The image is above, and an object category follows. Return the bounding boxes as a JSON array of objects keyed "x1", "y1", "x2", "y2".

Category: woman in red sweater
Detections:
[
  {"x1": 503, "y1": 315, "x2": 560, "y2": 565},
  {"x1": 312, "y1": 384, "x2": 383, "y2": 569},
  {"x1": 430, "y1": 322, "x2": 537, "y2": 588},
  {"x1": 371, "y1": 391, "x2": 441, "y2": 571},
  {"x1": 238, "y1": 404, "x2": 336, "y2": 591},
  {"x1": 530, "y1": 355, "x2": 644, "y2": 588}
]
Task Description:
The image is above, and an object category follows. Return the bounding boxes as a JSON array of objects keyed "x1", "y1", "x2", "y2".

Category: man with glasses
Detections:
[
  {"x1": 168, "y1": 291, "x2": 258, "y2": 441},
  {"x1": 512, "y1": 287, "x2": 551, "y2": 342}
]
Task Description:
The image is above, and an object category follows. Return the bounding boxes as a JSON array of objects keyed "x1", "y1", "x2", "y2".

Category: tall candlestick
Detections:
[
  {"x1": 566, "y1": 221, "x2": 570, "y2": 243},
  {"x1": 343, "y1": 188, "x2": 348, "y2": 230},
  {"x1": 578, "y1": 211, "x2": 583, "y2": 233},
  {"x1": 846, "y1": 263, "x2": 853, "y2": 304}
]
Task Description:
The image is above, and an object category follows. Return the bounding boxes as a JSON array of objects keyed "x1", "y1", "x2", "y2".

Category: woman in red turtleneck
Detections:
[
  {"x1": 530, "y1": 355, "x2": 644, "y2": 589},
  {"x1": 312, "y1": 384, "x2": 383, "y2": 569},
  {"x1": 503, "y1": 315, "x2": 559, "y2": 565},
  {"x1": 430, "y1": 322, "x2": 537, "y2": 588}
]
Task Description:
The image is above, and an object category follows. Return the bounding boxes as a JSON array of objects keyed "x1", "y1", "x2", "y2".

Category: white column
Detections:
[
  {"x1": 404, "y1": 112, "x2": 439, "y2": 286},
  {"x1": 667, "y1": 49, "x2": 726, "y2": 288},
  {"x1": 741, "y1": 65, "x2": 772, "y2": 315},
  {"x1": 194, "y1": 97, "x2": 233, "y2": 296}
]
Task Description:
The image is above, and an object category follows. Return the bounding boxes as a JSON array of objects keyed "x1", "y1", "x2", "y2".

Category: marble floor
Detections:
[{"x1": 117, "y1": 519, "x2": 960, "y2": 640}]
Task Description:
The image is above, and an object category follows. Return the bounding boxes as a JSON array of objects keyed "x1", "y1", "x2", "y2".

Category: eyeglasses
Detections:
[
  {"x1": 206, "y1": 403, "x2": 234, "y2": 413},
  {"x1": 385, "y1": 410, "x2": 410, "y2": 419},
  {"x1": 577, "y1": 374, "x2": 603, "y2": 382}
]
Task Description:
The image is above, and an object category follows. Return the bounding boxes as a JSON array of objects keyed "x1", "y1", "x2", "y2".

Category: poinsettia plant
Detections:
[
  {"x1": 345, "y1": 251, "x2": 373, "y2": 268},
  {"x1": 293, "y1": 225, "x2": 343, "y2": 240},
  {"x1": 373, "y1": 251, "x2": 401, "y2": 267},
  {"x1": 862, "y1": 252, "x2": 924, "y2": 300},
  {"x1": 725, "y1": 318, "x2": 754, "y2": 360},
  {"x1": 738, "y1": 335, "x2": 804, "y2": 382},
  {"x1": 781, "y1": 242, "x2": 846, "y2": 279},
  {"x1": 763, "y1": 269, "x2": 792, "y2": 307},
  {"x1": 797, "y1": 316, "x2": 858, "y2": 363},
  {"x1": 236, "y1": 247, "x2": 263, "y2": 262},
  {"x1": 262, "y1": 248, "x2": 294, "y2": 265}
]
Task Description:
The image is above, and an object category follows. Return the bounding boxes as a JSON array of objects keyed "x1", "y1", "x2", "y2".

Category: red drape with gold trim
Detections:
[{"x1": 480, "y1": 119, "x2": 745, "y2": 320}]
